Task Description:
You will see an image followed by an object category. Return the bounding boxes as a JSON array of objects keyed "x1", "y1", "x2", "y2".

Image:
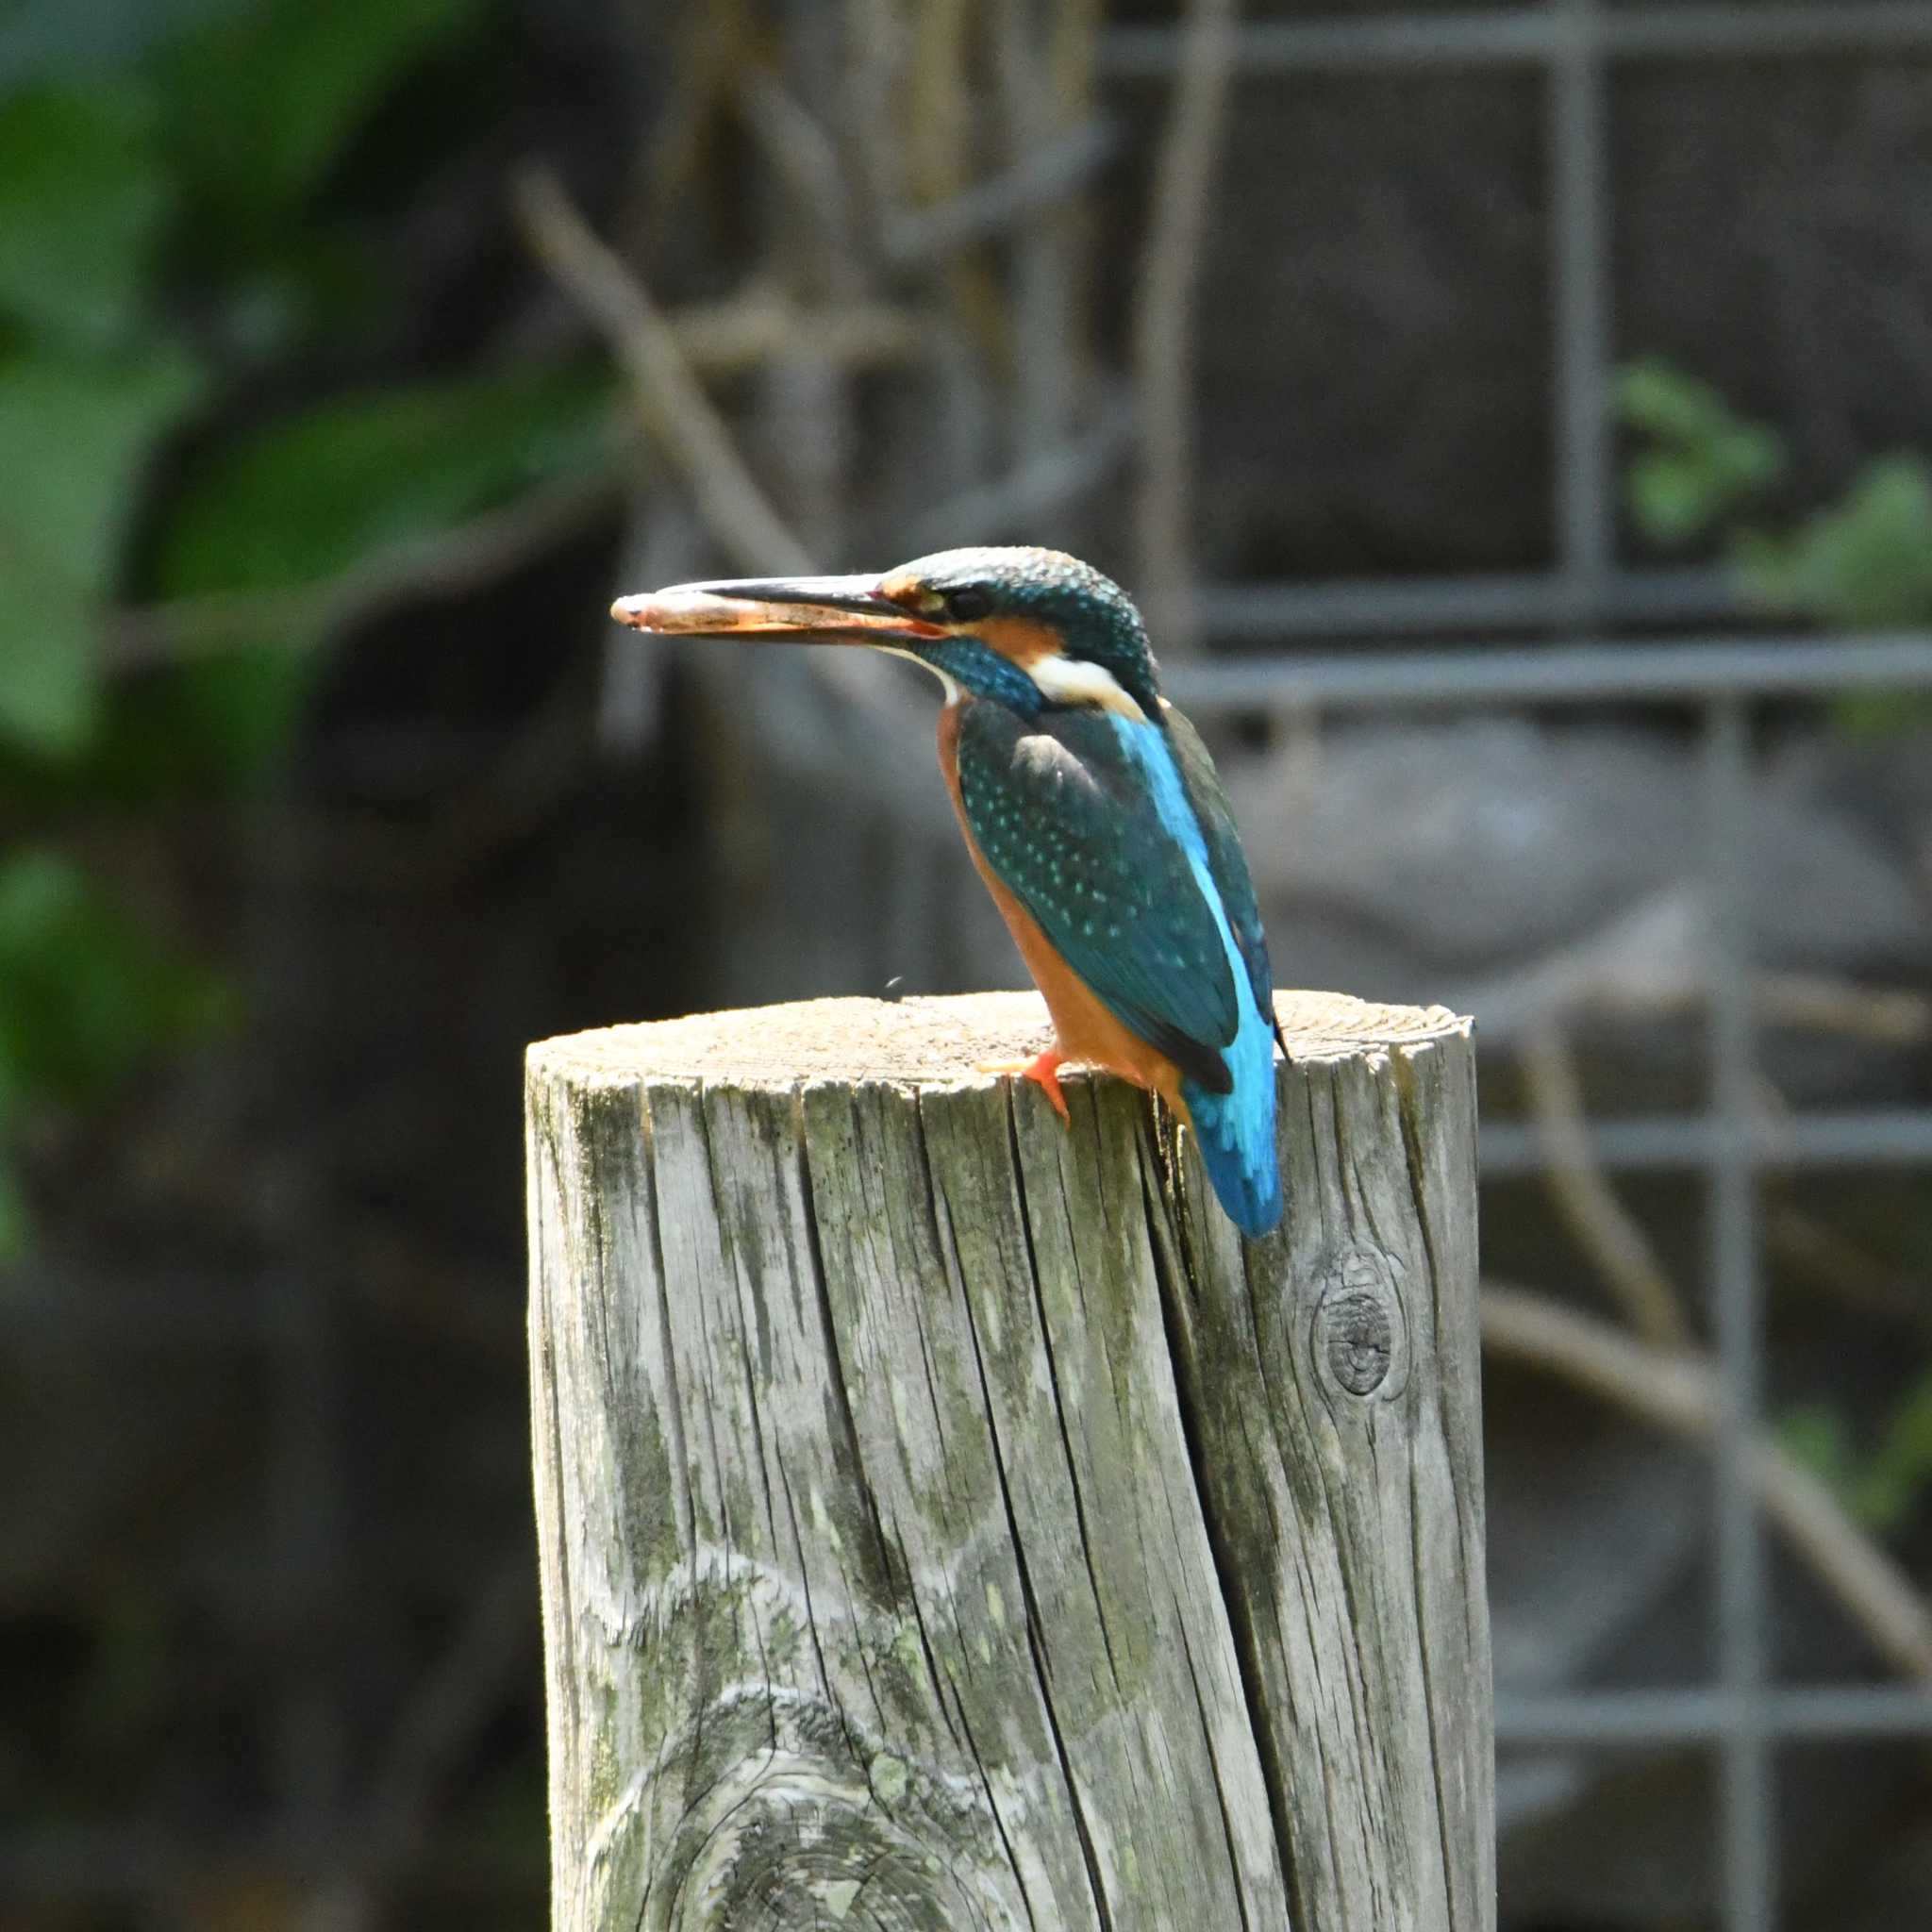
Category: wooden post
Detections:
[{"x1": 526, "y1": 991, "x2": 1490, "y2": 1930}]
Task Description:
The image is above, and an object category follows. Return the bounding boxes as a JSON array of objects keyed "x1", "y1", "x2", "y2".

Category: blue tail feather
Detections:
[
  {"x1": 1108, "y1": 713, "x2": 1285, "y2": 1237},
  {"x1": 1182, "y1": 1081, "x2": 1282, "y2": 1237},
  {"x1": 1182, "y1": 997, "x2": 1283, "y2": 1237},
  {"x1": 1180, "y1": 842, "x2": 1283, "y2": 1237}
]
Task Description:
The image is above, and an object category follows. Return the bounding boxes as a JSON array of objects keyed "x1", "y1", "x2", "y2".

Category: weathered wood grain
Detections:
[{"x1": 527, "y1": 990, "x2": 1489, "y2": 1929}]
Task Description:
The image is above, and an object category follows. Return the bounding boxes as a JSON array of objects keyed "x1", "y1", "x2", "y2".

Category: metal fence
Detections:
[
  {"x1": 1106, "y1": 0, "x2": 1932, "y2": 649},
  {"x1": 1123, "y1": 5, "x2": 1932, "y2": 1927},
  {"x1": 1165, "y1": 633, "x2": 1932, "y2": 1932}
]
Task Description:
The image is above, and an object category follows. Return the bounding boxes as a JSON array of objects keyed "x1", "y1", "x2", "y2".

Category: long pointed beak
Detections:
[{"x1": 609, "y1": 574, "x2": 948, "y2": 643}]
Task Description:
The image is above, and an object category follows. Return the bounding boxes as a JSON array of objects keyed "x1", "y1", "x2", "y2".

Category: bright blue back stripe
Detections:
[{"x1": 1108, "y1": 718, "x2": 1282, "y2": 1234}]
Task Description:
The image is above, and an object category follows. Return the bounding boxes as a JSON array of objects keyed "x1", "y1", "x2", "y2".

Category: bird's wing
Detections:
[
  {"x1": 1160, "y1": 700, "x2": 1275, "y2": 1019},
  {"x1": 956, "y1": 702, "x2": 1240, "y2": 1092}
]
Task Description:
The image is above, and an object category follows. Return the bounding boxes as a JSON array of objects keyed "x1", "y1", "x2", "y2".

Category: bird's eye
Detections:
[{"x1": 944, "y1": 587, "x2": 991, "y2": 623}]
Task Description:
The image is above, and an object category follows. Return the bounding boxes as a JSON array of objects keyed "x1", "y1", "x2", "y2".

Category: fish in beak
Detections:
[{"x1": 609, "y1": 575, "x2": 949, "y2": 643}]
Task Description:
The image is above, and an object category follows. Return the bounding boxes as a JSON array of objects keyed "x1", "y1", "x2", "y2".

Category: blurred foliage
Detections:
[
  {"x1": 159, "y1": 0, "x2": 486, "y2": 222},
  {"x1": 0, "y1": 0, "x2": 615, "y2": 1253},
  {"x1": 158, "y1": 360, "x2": 610, "y2": 774},
  {"x1": 1632, "y1": 363, "x2": 1932, "y2": 1526},
  {"x1": 1781, "y1": 1370, "x2": 1932, "y2": 1536},
  {"x1": 1618, "y1": 359, "x2": 1932, "y2": 732},
  {"x1": 0, "y1": 848, "x2": 229, "y2": 1257},
  {"x1": 1618, "y1": 361, "x2": 1789, "y2": 549}
]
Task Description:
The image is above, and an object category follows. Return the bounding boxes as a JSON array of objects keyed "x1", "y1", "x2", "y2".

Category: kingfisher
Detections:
[{"x1": 611, "y1": 546, "x2": 1284, "y2": 1238}]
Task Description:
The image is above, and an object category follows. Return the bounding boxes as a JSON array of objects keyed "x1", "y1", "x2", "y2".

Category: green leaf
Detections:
[
  {"x1": 1716, "y1": 423, "x2": 1786, "y2": 498},
  {"x1": 0, "y1": 346, "x2": 205, "y2": 753},
  {"x1": 1628, "y1": 451, "x2": 1724, "y2": 548},
  {"x1": 1617, "y1": 360, "x2": 1747, "y2": 448},
  {"x1": 156, "y1": 648, "x2": 319, "y2": 783},
  {"x1": 0, "y1": 347, "x2": 203, "y2": 580},
  {"x1": 161, "y1": 0, "x2": 488, "y2": 215},
  {"x1": 0, "y1": 83, "x2": 175, "y2": 347},
  {"x1": 1771, "y1": 458, "x2": 1932, "y2": 630},
  {"x1": 1782, "y1": 1374, "x2": 1932, "y2": 1535},
  {"x1": 0, "y1": 562, "x2": 100, "y2": 755},
  {"x1": 1732, "y1": 528, "x2": 1802, "y2": 612},
  {"x1": 1618, "y1": 361, "x2": 1787, "y2": 549},
  {"x1": 1850, "y1": 1370, "x2": 1932, "y2": 1533},
  {"x1": 1829, "y1": 691, "x2": 1932, "y2": 741},
  {"x1": 160, "y1": 362, "x2": 610, "y2": 595}
]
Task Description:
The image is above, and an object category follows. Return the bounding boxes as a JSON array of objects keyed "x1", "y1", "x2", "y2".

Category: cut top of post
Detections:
[{"x1": 526, "y1": 986, "x2": 1467, "y2": 1091}]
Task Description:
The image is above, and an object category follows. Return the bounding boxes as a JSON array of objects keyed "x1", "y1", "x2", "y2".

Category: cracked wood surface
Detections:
[{"x1": 526, "y1": 990, "x2": 1490, "y2": 1930}]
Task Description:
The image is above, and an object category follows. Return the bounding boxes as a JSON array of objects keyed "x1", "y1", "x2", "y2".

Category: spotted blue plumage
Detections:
[{"x1": 955, "y1": 699, "x2": 1283, "y2": 1237}]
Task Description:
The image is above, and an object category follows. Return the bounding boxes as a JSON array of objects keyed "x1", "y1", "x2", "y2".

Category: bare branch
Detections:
[
  {"x1": 1482, "y1": 1281, "x2": 1932, "y2": 1682},
  {"x1": 513, "y1": 165, "x2": 941, "y2": 802},
  {"x1": 512, "y1": 166, "x2": 813, "y2": 575},
  {"x1": 1758, "y1": 972, "x2": 1932, "y2": 1045},
  {"x1": 107, "y1": 467, "x2": 620, "y2": 673},
  {"x1": 1517, "y1": 1018, "x2": 1693, "y2": 1349},
  {"x1": 670, "y1": 290, "x2": 921, "y2": 372},
  {"x1": 883, "y1": 119, "x2": 1117, "y2": 267},
  {"x1": 1460, "y1": 891, "x2": 1929, "y2": 1050}
]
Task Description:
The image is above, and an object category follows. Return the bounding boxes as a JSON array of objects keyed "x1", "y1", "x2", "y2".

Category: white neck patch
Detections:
[{"x1": 1028, "y1": 653, "x2": 1148, "y2": 722}]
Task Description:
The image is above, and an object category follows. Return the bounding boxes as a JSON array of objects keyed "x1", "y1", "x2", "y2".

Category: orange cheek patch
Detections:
[{"x1": 974, "y1": 615, "x2": 1063, "y2": 666}]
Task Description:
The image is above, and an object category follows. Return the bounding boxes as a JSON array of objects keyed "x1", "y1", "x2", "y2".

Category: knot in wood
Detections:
[
  {"x1": 1324, "y1": 1289, "x2": 1391, "y2": 1394},
  {"x1": 1309, "y1": 1246, "x2": 1407, "y2": 1401},
  {"x1": 662, "y1": 1734, "x2": 1025, "y2": 1932}
]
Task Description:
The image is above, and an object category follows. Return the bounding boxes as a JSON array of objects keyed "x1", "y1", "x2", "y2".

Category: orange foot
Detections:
[{"x1": 978, "y1": 1049, "x2": 1071, "y2": 1126}]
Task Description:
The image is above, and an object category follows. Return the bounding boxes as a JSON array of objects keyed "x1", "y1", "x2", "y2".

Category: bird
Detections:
[{"x1": 611, "y1": 545, "x2": 1284, "y2": 1238}]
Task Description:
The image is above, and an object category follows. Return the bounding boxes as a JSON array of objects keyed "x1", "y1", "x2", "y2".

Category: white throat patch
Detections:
[{"x1": 1028, "y1": 653, "x2": 1148, "y2": 722}]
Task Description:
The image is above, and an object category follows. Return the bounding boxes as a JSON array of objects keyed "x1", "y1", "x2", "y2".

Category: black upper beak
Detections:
[{"x1": 610, "y1": 574, "x2": 947, "y2": 642}]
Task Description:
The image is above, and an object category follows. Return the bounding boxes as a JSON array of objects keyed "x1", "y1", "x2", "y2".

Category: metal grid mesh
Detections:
[
  {"x1": 1124, "y1": 6, "x2": 1932, "y2": 1927},
  {"x1": 1162, "y1": 648, "x2": 1932, "y2": 1925}
]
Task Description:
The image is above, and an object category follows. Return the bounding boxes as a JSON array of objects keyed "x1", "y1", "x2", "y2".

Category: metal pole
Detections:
[
  {"x1": 1100, "y1": 4, "x2": 1932, "y2": 77},
  {"x1": 1707, "y1": 694, "x2": 1774, "y2": 1932},
  {"x1": 1552, "y1": 0, "x2": 1610, "y2": 628},
  {"x1": 1162, "y1": 632, "x2": 1932, "y2": 710}
]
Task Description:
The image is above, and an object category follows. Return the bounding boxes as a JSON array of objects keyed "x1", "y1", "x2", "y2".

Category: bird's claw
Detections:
[{"x1": 978, "y1": 1050, "x2": 1071, "y2": 1126}]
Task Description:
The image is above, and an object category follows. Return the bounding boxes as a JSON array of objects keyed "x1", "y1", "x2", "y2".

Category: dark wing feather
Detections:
[
  {"x1": 956, "y1": 702, "x2": 1238, "y2": 1092},
  {"x1": 1162, "y1": 701, "x2": 1274, "y2": 1020}
]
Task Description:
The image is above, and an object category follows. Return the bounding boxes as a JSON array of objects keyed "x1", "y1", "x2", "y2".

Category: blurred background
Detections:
[{"x1": 3, "y1": 0, "x2": 1931, "y2": 1926}]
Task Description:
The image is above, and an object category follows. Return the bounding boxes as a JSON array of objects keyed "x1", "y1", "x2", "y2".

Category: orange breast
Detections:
[{"x1": 937, "y1": 703, "x2": 1189, "y2": 1115}]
